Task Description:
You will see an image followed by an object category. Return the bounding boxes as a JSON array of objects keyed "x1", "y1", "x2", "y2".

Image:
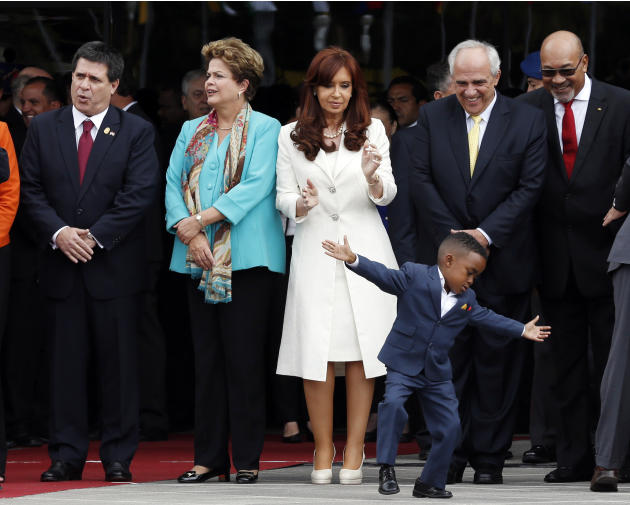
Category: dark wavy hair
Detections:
[{"x1": 291, "y1": 47, "x2": 370, "y2": 161}]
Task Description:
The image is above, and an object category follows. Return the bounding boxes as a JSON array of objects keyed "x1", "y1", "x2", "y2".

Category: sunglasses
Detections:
[{"x1": 541, "y1": 53, "x2": 585, "y2": 78}]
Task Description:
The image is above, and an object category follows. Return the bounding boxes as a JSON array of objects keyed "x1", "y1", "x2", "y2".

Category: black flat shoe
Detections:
[
  {"x1": 413, "y1": 479, "x2": 453, "y2": 498},
  {"x1": 522, "y1": 445, "x2": 556, "y2": 464},
  {"x1": 235, "y1": 470, "x2": 258, "y2": 483},
  {"x1": 105, "y1": 461, "x2": 132, "y2": 482},
  {"x1": 379, "y1": 465, "x2": 400, "y2": 495},
  {"x1": 177, "y1": 467, "x2": 230, "y2": 483},
  {"x1": 282, "y1": 433, "x2": 302, "y2": 443},
  {"x1": 41, "y1": 461, "x2": 82, "y2": 482}
]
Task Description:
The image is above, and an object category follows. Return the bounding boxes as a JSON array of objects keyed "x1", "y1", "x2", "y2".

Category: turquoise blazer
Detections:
[{"x1": 165, "y1": 110, "x2": 285, "y2": 275}]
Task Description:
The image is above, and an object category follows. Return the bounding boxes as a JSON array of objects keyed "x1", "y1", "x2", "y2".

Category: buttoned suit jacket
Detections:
[
  {"x1": 351, "y1": 255, "x2": 524, "y2": 381},
  {"x1": 409, "y1": 93, "x2": 547, "y2": 298},
  {"x1": 20, "y1": 105, "x2": 159, "y2": 300},
  {"x1": 518, "y1": 79, "x2": 630, "y2": 298}
]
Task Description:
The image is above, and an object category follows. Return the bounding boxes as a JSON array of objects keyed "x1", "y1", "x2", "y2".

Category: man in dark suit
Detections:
[
  {"x1": 4, "y1": 76, "x2": 64, "y2": 449},
  {"x1": 111, "y1": 78, "x2": 169, "y2": 441},
  {"x1": 409, "y1": 39, "x2": 547, "y2": 484},
  {"x1": 20, "y1": 41, "x2": 159, "y2": 482},
  {"x1": 590, "y1": 159, "x2": 630, "y2": 492},
  {"x1": 519, "y1": 30, "x2": 630, "y2": 483}
]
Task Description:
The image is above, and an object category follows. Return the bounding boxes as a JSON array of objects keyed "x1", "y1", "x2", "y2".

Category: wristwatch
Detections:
[{"x1": 195, "y1": 213, "x2": 203, "y2": 227}]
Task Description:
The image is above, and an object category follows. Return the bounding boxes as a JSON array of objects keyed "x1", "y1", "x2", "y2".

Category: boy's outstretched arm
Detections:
[
  {"x1": 522, "y1": 315, "x2": 551, "y2": 342},
  {"x1": 321, "y1": 235, "x2": 409, "y2": 296},
  {"x1": 322, "y1": 235, "x2": 357, "y2": 263}
]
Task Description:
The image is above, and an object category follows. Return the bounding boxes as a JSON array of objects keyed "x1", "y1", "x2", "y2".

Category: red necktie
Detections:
[
  {"x1": 77, "y1": 119, "x2": 94, "y2": 184},
  {"x1": 561, "y1": 100, "x2": 578, "y2": 179}
]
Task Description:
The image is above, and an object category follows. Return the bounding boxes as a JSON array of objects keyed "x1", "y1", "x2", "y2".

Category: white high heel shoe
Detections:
[
  {"x1": 339, "y1": 446, "x2": 365, "y2": 485},
  {"x1": 311, "y1": 446, "x2": 336, "y2": 484}
]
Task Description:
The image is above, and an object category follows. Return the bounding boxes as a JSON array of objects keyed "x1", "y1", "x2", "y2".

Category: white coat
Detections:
[{"x1": 275, "y1": 119, "x2": 398, "y2": 381}]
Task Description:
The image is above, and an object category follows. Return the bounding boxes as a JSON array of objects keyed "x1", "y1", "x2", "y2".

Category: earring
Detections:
[{"x1": 313, "y1": 90, "x2": 317, "y2": 96}]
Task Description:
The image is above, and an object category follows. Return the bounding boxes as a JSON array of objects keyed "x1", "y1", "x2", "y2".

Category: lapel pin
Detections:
[
  {"x1": 461, "y1": 303, "x2": 468, "y2": 310},
  {"x1": 597, "y1": 107, "x2": 603, "y2": 111},
  {"x1": 104, "y1": 127, "x2": 110, "y2": 134}
]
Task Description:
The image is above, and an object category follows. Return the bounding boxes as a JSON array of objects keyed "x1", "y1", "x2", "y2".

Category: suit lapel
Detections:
[
  {"x1": 334, "y1": 128, "x2": 358, "y2": 178},
  {"x1": 57, "y1": 107, "x2": 81, "y2": 195},
  {"x1": 427, "y1": 265, "x2": 443, "y2": 318},
  {"x1": 572, "y1": 79, "x2": 607, "y2": 182},
  {"x1": 312, "y1": 148, "x2": 333, "y2": 183},
  {"x1": 469, "y1": 94, "x2": 509, "y2": 190},
  {"x1": 78, "y1": 106, "x2": 120, "y2": 201},
  {"x1": 442, "y1": 291, "x2": 472, "y2": 320},
  {"x1": 447, "y1": 99, "x2": 471, "y2": 186}
]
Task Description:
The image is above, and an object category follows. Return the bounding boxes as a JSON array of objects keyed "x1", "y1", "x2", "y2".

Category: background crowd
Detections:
[{"x1": 0, "y1": 17, "x2": 630, "y2": 495}]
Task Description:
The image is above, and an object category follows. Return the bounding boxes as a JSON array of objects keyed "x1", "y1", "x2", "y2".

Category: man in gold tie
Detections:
[{"x1": 409, "y1": 39, "x2": 547, "y2": 485}]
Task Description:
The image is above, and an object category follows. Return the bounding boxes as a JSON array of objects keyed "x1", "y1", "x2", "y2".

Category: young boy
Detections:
[{"x1": 322, "y1": 232, "x2": 550, "y2": 499}]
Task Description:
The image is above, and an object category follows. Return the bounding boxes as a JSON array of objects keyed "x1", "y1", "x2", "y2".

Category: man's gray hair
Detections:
[
  {"x1": 448, "y1": 40, "x2": 501, "y2": 77},
  {"x1": 181, "y1": 69, "x2": 207, "y2": 96}
]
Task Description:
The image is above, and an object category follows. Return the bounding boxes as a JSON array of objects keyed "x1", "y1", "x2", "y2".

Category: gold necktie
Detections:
[{"x1": 468, "y1": 115, "x2": 482, "y2": 176}]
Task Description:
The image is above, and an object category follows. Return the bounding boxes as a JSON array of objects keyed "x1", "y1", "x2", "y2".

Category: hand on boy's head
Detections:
[
  {"x1": 450, "y1": 228, "x2": 490, "y2": 250},
  {"x1": 322, "y1": 235, "x2": 357, "y2": 263},
  {"x1": 523, "y1": 314, "x2": 551, "y2": 342}
]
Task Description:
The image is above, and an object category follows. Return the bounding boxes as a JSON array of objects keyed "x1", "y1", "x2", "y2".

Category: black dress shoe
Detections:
[
  {"x1": 105, "y1": 461, "x2": 132, "y2": 482},
  {"x1": 418, "y1": 447, "x2": 430, "y2": 461},
  {"x1": 177, "y1": 467, "x2": 230, "y2": 483},
  {"x1": 590, "y1": 466, "x2": 618, "y2": 492},
  {"x1": 522, "y1": 445, "x2": 556, "y2": 464},
  {"x1": 446, "y1": 465, "x2": 464, "y2": 484},
  {"x1": 544, "y1": 466, "x2": 592, "y2": 483},
  {"x1": 473, "y1": 470, "x2": 503, "y2": 484},
  {"x1": 235, "y1": 470, "x2": 258, "y2": 483},
  {"x1": 412, "y1": 479, "x2": 452, "y2": 498},
  {"x1": 378, "y1": 465, "x2": 400, "y2": 495},
  {"x1": 41, "y1": 461, "x2": 82, "y2": 482},
  {"x1": 282, "y1": 432, "x2": 302, "y2": 444}
]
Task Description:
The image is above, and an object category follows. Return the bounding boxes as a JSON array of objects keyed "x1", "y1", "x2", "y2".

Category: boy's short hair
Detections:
[{"x1": 438, "y1": 232, "x2": 488, "y2": 261}]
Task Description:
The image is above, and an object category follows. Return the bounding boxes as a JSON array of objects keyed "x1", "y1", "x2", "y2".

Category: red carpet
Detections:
[{"x1": 2, "y1": 433, "x2": 419, "y2": 499}]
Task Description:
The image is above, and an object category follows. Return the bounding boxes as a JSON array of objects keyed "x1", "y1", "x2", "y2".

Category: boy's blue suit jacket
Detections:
[{"x1": 350, "y1": 255, "x2": 524, "y2": 381}]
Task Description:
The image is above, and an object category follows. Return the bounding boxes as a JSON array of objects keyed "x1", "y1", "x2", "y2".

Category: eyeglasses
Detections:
[{"x1": 541, "y1": 53, "x2": 585, "y2": 78}]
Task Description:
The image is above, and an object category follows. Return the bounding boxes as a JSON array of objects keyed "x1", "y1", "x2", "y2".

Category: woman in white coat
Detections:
[{"x1": 276, "y1": 47, "x2": 398, "y2": 485}]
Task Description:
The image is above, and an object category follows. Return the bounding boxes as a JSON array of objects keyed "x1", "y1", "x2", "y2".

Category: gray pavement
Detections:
[{"x1": 4, "y1": 440, "x2": 629, "y2": 504}]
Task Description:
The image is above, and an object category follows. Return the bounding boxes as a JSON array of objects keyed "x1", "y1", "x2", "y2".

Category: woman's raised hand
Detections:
[
  {"x1": 301, "y1": 178, "x2": 319, "y2": 211},
  {"x1": 361, "y1": 140, "x2": 382, "y2": 184}
]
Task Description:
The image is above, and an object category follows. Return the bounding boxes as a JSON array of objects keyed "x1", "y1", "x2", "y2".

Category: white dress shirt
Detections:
[
  {"x1": 437, "y1": 267, "x2": 459, "y2": 317},
  {"x1": 554, "y1": 74, "x2": 591, "y2": 151}
]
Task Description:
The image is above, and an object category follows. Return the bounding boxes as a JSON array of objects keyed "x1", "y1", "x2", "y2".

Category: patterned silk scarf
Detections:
[{"x1": 181, "y1": 103, "x2": 251, "y2": 303}]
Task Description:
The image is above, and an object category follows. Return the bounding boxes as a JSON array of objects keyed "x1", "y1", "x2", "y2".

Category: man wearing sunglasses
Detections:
[{"x1": 519, "y1": 30, "x2": 630, "y2": 485}]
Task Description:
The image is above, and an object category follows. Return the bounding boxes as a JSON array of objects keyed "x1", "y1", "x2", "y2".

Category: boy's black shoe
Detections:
[
  {"x1": 378, "y1": 465, "x2": 400, "y2": 495},
  {"x1": 412, "y1": 479, "x2": 452, "y2": 498}
]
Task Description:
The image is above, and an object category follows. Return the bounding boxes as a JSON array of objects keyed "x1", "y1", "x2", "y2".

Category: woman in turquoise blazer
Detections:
[{"x1": 165, "y1": 38, "x2": 284, "y2": 484}]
